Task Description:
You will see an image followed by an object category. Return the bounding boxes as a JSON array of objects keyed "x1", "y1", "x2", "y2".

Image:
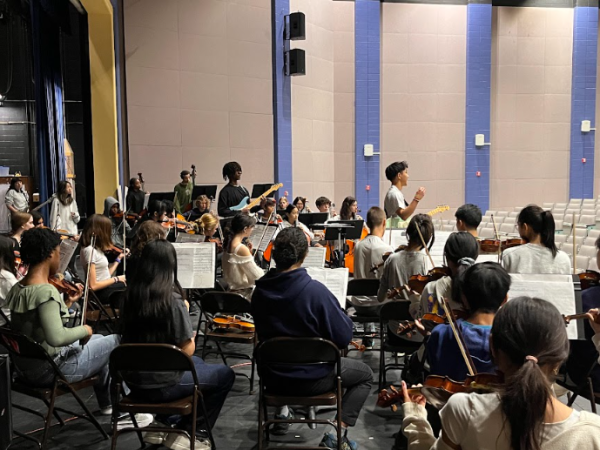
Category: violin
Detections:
[
  {"x1": 579, "y1": 270, "x2": 600, "y2": 291},
  {"x1": 49, "y1": 273, "x2": 81, "y2": 296},
  {"x1": 377, "y1": 372, "x2": 503, "y2": 411},
  {"x1": 206, "y1": 237, "x2": 223, "y2": 253},
  {"x1": 14, "y1": 250, "x2": 28, "y2": 281},
  {"x1": 212, "y1": 313, "x2": 255, "y2": 332},
  {"x1": 478, "y1": 238, "x2": 525, "y2": 254},
  {"x1": 162, "y1": 214, "x2": 196, "y2": 233},
  {"x1": 370, "y1": 245, "x2": 408, "y2": 274},
  {"x1": 395, "y1": 310, "x2": 468, "y2": 336},
  {"x1": 407, "y1": 266, "x2": 452, "y2": 294}
]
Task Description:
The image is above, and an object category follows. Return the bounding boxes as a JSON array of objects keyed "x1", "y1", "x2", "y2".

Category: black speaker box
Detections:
[
  {"x1": 289, "y1": 12, "x2": 306, "y2": 40},
  {"x1": 288, "y1": 49, "x2": 305, "y2": 76}
]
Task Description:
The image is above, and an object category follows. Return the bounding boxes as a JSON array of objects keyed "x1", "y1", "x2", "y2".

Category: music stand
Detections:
[
  {"x1": 572, "y1": 274, "x2": 585, "y2": 340},
  {"x1": 298, "y1": 213, "x2": 329, "y2": 230},
  {"x1": 321, "y1": 219, "x2": 364, "y2": 268},
  {"x1": 149, "y1": 192, "x2": 176, "y2": 204},
  {"x1": 192, "y1": 185, "x2": 217, "y2": 201},
  {"x1": 252, "y1": 184, "x2": 274, "y2": 198},
  {"x1": 277, "y1": 209, "x2": 287, "y2": 217}
]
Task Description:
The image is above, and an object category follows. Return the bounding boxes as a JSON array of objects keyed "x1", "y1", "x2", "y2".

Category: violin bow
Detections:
[
  {"x1": 80, "y1": 234, "x2": 96, "y2": 346},
  {"x1": 440, "y1": 297, "x2": 477, "y2": 377},
  {"x1": 491, "y1": 214, "x2": 501, "y2": 263},
  {"x1": 414, "y1": 220, "x2": 436, "y2": 269}
]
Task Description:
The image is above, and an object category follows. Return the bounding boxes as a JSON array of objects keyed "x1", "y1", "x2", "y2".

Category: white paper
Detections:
[
  {"x1": 175, "y1": 234, "x2": 205, "y2": 243},
  {"x1": 508, "y1": 274, "x2": 578, "y2": 339},
  {"x1": 306, "y1": 267, "x2": 349, "y2": 309},
  {"x1": 302, "y1": 247, "x2": 327, "y2": 268},
  {"x1": 58, "y1": 239, "x2": 79, "y2": 274},
  {"x1": 249, "y1": 223, "x2": 278, "y2": 252},
  {"x1": 172, "y1": 242, "x2": 216, "y2": 289}
]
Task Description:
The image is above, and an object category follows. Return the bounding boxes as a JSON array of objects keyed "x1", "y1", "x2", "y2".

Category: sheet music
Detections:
[
  {"x1": 302, "y1": 247, "x2": 326, "y2": 268},
  {"x1": 508, "y1": 274, "x2": 578, "y2": 339},
  {"x1": 306, "y1": 267, "x2": 349, "y2": 309},
  {"x1": 58, "y1": 239, "x2": 79, "y2": 274},
  {"x1": 259, "y1": 225, "x2": 278, "y2": 252},
  {"x1": 383, "y1": 230, "x2": 452, "y2": 267},
  {"x1": 172, "y1": 242, "x2": 216, "y2": 289},
  {"x1": 249, "y1": 224, "x2": 266, "y2": 250},
  {"x1": 175, "y1": 234, "x2": 205, "y2": 243},
  {"x1": 144, "y1": 193, "x2": 150, "y2": 209},
  {"x1": 249, "y1": 223, "x2": 278, "y2": 252}
]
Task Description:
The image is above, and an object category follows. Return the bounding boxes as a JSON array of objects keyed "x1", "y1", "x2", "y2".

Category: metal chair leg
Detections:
[
  {"x1": 588, "y1": 378, "x2": 597, "y2": 414},
  {"x1": 41, "y1": 388, "x2": 58, "y2": 450},
  {"x1": 198, "y1": 389, "x2": 216, "y2": 450}
]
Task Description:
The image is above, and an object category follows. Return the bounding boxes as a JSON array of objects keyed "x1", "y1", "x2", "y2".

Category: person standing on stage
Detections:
[
  {"x1": 50, "y1": 180, "x2": 80, "y2": 236},
  {"x1": 173, "y1": 169, "x2": 195, "y2": 215},
  {"x1": 218, "y1": 162, "x2": 256, "y2": 218},
  {"x1": 126, "y1": 177, "x2": 147, "y2": 215},
  {"x1": 5, "y1": 177, "x2": 29, "y2": 214},
  {"x1": 384, "y1": 161, "x2": 425, "y2": 221}
]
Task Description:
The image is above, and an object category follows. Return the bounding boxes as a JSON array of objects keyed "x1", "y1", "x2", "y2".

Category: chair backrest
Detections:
[
  {"x1": 561, "y1": 243, "x2": 574, "y2": 255},
  {"x1": 579, "y1": 245, "x2": 597, "y2": 258},
  {"x1": 109, "y1": 344, "x2": 198, "y2": 384},
  {"x1": 555, "y1": 234, "x2": 568, "y2": 244},
  {"x1": 255, "y1": 337, "x2": 341, "y2": 377},
  {"x1": 479, "y1": 228, "x2": 494, "y2": 238},
  {"x1": 495, "y1": 211, "x2": 508, "y2": 217},
  {"x1": 347, "y1": 278, "x2": 380, "y2": 296},
  {"x1": 379, "y1": 300, "x2": 412, "y2": 323},
  {"x1": 580, "y1": 215, "x2": 596, "y2": 227},
  {"x1": 199, "y1": 291, "x2": 252, "y2": 315}
]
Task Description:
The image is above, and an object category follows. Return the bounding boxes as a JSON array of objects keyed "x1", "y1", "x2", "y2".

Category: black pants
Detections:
[
  {"x1": 95, "y1": 282, "x2": 127, "y2": 305},
  {"x1": 264, "y1": 358, "x2": 373, "y2": 426}
]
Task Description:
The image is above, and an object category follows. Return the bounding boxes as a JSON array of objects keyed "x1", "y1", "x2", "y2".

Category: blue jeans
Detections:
[
  {"x1": 17, "y1": 334, "x2": 120, "y2": 409},
  {"x1": 130, "y1": 356, "x2": 235, "y2": 433}
]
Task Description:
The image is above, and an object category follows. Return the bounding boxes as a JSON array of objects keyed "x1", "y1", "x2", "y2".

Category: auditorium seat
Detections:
[
  {"x1": 588, "y1": 258, "x2": 599, "y2": 272},
  {"x1": 578, "y1": 245, "x2": 597, "y2": 258}
]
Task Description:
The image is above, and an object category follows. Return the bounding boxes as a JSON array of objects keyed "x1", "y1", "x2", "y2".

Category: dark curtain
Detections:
[{"x1": 30, "y1": 0, "x2": 68, "y2": 222}]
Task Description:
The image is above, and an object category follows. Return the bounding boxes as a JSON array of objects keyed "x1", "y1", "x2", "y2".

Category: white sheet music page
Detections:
[
  {"x1": 259, "y1": 225, "x2": 278, "y2": 252},
  {"x1": 172, "y1": 242, "x2": 216, "y2": 289},
  {"x1": 302, "y1": 247, "x2": 327, "y2": 268},
  {"x1": 306, "y1": 267, "x2": 349, "y2": 309},
  {"x1": 175, "y1": 234, "x2": 205, "y2": 243},
  {"x1": 58, "y1": 239, "x2": 79, "y2": 274},
  {"x1": 508, "y1": 274, "x2": 578, "y2": 339},
  {"x1": 249, "y1": 224, "x2": 266, "y2": 250},
  {"x1": 383, "y1": 230, "x2": 452, "y2": 267}
]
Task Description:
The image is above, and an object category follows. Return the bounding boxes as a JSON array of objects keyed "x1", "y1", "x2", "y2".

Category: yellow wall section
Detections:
[{"x1": 80, "y1": 0, "x2": 119, "y2": 213}]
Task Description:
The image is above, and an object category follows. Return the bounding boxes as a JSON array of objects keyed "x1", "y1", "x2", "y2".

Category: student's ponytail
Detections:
[
  {"x1": 518, "y1": 205, "x2": 557, "y2": 257},
  {"x1": 492, "y1": 297, "x2": 569, "y2": 450}
]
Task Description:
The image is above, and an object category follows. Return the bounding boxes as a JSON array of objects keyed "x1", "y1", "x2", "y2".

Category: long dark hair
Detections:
[
  {"x1": 80, "y1": 214, "x2": 113, "y2": 251},
  {"x1": 223, "y1": 214, "x2": 255, "y2": 253},
  {"x1": 444, "y1": 231, "x2": 479, "y2": 277},
  {"x1": 492, "y1": 297, "x2": 569, "y2": 450},
  {"x1": 406, "y1": 214, "x2": 435, "y2": 251},
  {"x1": 283, "y1": 204, "x2": 297, "y2": 224},
  {"x1": 518, "y1": 205, "x2": 557, "y2": 257},
  {"x1": 339, "y1": 196, "x2": 357, "y2": 220},
  {"x1": 8, "y1": 177, "x2": 21, "y2": 192},
  {"x1": 121, "y1": 239, "x2": 185, "y2": 344},
  {"x1": 57, "y1": 180, "x2": 73, "y2": 206},
  {"x1": 0, "y1": 235, "x2": 16, "y2": 276}
]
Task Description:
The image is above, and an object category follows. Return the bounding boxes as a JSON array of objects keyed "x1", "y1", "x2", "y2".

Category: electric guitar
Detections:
[{"x1": 230, "y1": 183, "x2": 283, "y2": 211}]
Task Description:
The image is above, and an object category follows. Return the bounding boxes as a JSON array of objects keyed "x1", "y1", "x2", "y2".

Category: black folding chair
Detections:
[
  {"x1": 0, "y1": 327, "x2": 108, "y2": 449},
  {"x1": 109, "y1": 343, "x2": 215, "y2": 450},
  {"x1": 346, "y1": 279, "x2": 381, "y2": 350},
  {"x1": 255, "y1": 337, "x2": 343, "y2": 450}
]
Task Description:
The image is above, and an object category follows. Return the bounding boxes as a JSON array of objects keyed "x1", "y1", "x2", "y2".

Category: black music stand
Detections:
[
  {"x1": 298, "y1": 212, "x2": 329, "y2": 231},
  {"x1": 277, "y1": 209, "x2": 287, "y2": 217},
  {"x1": 252, "y1": 184, "x2": 275, "y2": 198},
  {"x1": 321, "y1": 220, "x2": 364, "y2": 268},
  {"x1": 572, "y1": 274, "x2": 585, "y2": 340},
  {"x1": 192, "y1": 185, "x2": 217, "y2": 201},
  {"x1": 148, "y1": 192, "x2": 176, "y2": 203}
]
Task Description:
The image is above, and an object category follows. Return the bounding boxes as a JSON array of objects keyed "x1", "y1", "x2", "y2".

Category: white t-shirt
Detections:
[
  {"x1": 502, "y1": 243, "x2": 571, "y2": 275},
  {"x1": 384, "y1": 185, "x2": 407, "y2": 219},
  {"x1": 80, "y1": 245, "x2": 111, "y2": 282},
  {"x1": 0, "y1": 269, "x2": 17, "y2": 326},
  {"x1": 353, "y1": 235, "x2": 393, "y2": 280},
  {"x1": 377, "y1": 249, "x2": 431, "y2": 302}
]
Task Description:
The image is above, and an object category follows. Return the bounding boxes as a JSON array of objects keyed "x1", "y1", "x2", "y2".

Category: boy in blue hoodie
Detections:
[{"x1": 252, "y1": 227, "x2": 373, "y2": 450}]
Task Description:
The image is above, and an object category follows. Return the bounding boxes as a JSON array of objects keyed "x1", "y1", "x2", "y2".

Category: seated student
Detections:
[
  {"x1": 8, "y1": 211, "x2": 34, "y2": 252},
  {"x1": 502, "y1": 204, "x2": 571, "y2": 274},
  {"x1": 567, "y1": 236, "x2": 600, "y2": 391},
  {"x1": 401, "y1": 297, "x2": 600, "y2": 449},
  {"x1": 31, "y1": 211, "x2": 44, "y2": 228},
  {"x1": 454, "y1": 203, "x2": 481, "y2": 238},
  {"x1": 103, "y1": 196, "x2": 130, "y2": 249},
  {"x1": 414, "y1": 232, "x2": 479, "y2": 319},
  {"x1": 5, "y1": 228, "x2": 119, "y2": 414},
  {"x1": 130, "y1": 199, "x2": 168, "y2": 242},
  {"x1": 315, "y1": 196, "x2": 336, "y2": 218},
  {"x1": 0, "y1": 235, "x2": 18, "y2": 325},
  {"x1": 80, "y1": 214, "x2": 126, "y2": 304},
  {"x1": 221, "y1": 214, "x2": 264, "y2": 298},
  {"x1": 126, "y1": 220, "x2": 166, "y2": 280},
  {"x1": 353, "y1": 207, "x2": 393, "y2": 280},
  {"x1": 426, "y1": 262, "x2": 510, "y2": 381},
  {"x1": 251, "y1": 227, "x2": 373, "y2": 450},
  {"x1": 121, "y1": 239, "x2": 234, "y2": 450},
  {"x1": 184, "y1": 194, "x2": 211, "y2": 222},
  {"x1": 281, "y1": 204, "x2": 318, "y2": 245},
  {"x1": 293, "y1": 196, "x2": 311, "y2": 214},
  {"x1": 278, "y1": 196, "x2": 289, "y2": 210},
  {"x1": 257, "y1": 198, "x2": 281, "y2": 224},
  {"x1": 377, "y1": 214, "x2": 434, "y2": 302}
]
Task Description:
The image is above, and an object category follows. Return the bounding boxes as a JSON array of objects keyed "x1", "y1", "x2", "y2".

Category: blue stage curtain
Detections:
[{"x1": 30, "y1": 0, "x2": 67, "y2": 222}]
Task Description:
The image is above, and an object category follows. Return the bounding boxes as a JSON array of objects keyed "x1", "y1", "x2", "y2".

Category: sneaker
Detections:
[
  {"x1": 143, "y1": 421, "x2": 169, "y2": 445},
  {"x1": 99, "y1": 406, "x2": 112, "y2": 416},
  {"x1": 116, "y1": 413, "x2": 154, "y2": 431},
  {"x1": 361, "y1": 337, "x2": 374, "y2": 350},
  {"x1": 271, "y1": 409, "x2": 294, "y2": 436},
  {"x1": 164, "y1": 433, "x2": 211, "y2": 450},
  {"x1": 319, "y1": 432, "x2": 358, "y2": 450}
]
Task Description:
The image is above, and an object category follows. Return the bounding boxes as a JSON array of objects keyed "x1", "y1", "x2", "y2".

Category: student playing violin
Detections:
[
  {"x1": 31, "y1": 211, "x2": 44, "y2": 228},
  {"x1": 103, "y1": 197, "x2": 130, "y2": 249},
  {"x1": 502, "y1": 205, "x2": 570, "y2": 275},
  {"x1": 413, "y1": 232, "x2": 479, "y2": 319},
  {"x1": 257, "y1": 198, "x2": 282, "y2": 224},
  {"x1": 378, "y1": 214, "x2": 435, "y2": 302},
  {"x1": 454, "y1": 204, "x2": 481, "y2": 238},
  {"x1": 8, "y1": 211, "x2": 34, "y2": 252},
  {"x1": 401, "y1": 297, "x2": 600, "y2": 450},
  {"x1": 281, "y1": 204, "x2": 318, "y2": 246},
  {"x1": 353, "y1": 207, "x2": 392, "y2": 280},
  {"x1": 184, "y1": 194, "x2": 211, "y2": 222},
  {"x1": 50, "y1": 180, "x2": 80, "y2": 236},
  {"x1": 384, "y1": 161, "x2": 425, "y2": 221}
]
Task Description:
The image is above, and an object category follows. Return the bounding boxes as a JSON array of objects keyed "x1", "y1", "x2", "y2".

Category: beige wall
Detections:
[
  {"x1": 124, "y1": 0, "x2": 273, "y2": 194},
  {"x1": 490, "y1": 7, "x2": 573, "y2": 210},
  {"x1": 290, "y1": 0, "x2": 335, "y2": 206},
  {"x1": 381, "y1": 3, "x2": 467, "y2": 214}
]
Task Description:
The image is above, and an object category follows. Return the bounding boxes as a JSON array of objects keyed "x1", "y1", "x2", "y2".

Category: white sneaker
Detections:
[
  {"x1": 116, "y1": 413, "x2": 154, "y2": 431},
  {"x1": 164, "y1": 433, "x2": 211, "y2": 450},
  {"x1": 99, "y1": 406, "x2": 112, "y2": 416},
  {"x1": 143, "y1": 421, "x2": 169, "y2": 445}
]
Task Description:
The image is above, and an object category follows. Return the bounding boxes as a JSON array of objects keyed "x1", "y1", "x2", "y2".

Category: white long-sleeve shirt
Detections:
[{"x1": 50, "y1": 198, "x2": 80, "y2": 236}]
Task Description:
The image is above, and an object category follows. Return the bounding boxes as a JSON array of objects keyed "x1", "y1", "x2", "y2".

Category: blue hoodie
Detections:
[{"x1": 251, "y1": 268, "x2": 353, "y2": 380}]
